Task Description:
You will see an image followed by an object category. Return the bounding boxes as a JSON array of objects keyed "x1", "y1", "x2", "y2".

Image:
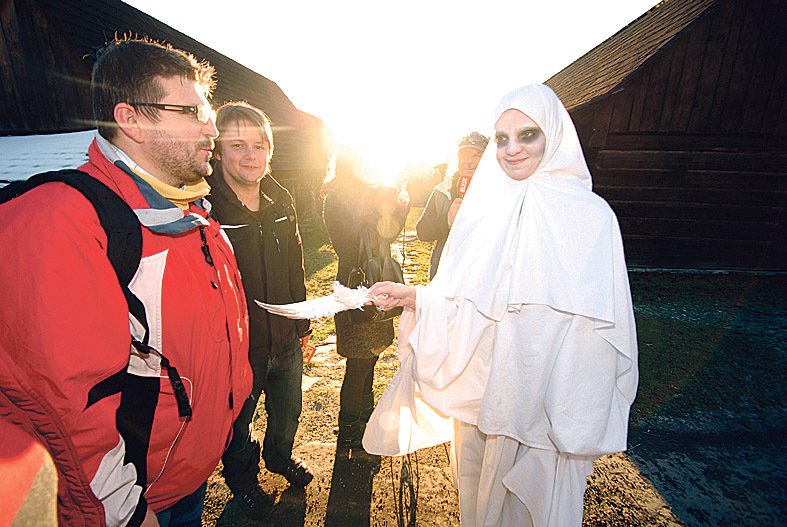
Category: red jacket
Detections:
[{"x1": 0, "y1": 139, "x2": 252, "y2": 525}]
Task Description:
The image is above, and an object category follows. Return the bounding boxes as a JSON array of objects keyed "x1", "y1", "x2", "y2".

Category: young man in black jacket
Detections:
[{"x1": 209, "y1": 102, "x2": 314, "y2": 513}]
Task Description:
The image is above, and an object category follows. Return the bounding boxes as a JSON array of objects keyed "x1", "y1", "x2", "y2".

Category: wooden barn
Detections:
[
  {"x1": 546, "y1": 0, "x2": 787, "y2": 271},
  {"x1": 0, "y1": 0, "x2": 330, "y2": 225}
]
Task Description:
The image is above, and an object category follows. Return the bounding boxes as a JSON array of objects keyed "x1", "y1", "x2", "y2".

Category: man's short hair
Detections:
[
  {"x1": 92, "y1": 37, "x2": 216, "y2": 139},
  {"x1": 215, "y1": 102, "x2": 275, "y2": 172}
]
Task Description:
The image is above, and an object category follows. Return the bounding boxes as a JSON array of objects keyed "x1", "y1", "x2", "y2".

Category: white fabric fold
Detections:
[
  {"x1": 363, "y1": 305, "x2": 454, "y2": 456},
  {"x1": 501, "y1": 447, "x2": 594, "y2": 527},
  {"x1": 363, "y1": 84, "x2": 638, "y2": 525}
]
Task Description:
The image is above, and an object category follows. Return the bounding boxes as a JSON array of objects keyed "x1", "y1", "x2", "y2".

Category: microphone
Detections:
[{"x1": 455, "y1": 174, "x2": 472, "y2": 198}]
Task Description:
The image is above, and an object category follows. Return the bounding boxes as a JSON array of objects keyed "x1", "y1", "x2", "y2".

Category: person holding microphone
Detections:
[{"x1": 416, "y1": 132, "x2": 488, "y2": 280}]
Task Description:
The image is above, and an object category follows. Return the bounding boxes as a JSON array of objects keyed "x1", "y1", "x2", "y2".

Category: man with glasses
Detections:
[{"x1": 0, "y1": 38, "x2": 252, "y2": 526}]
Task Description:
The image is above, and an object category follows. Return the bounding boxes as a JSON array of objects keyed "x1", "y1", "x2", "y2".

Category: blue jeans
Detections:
[
  {"x1": 222, "y1": 339, "x2": 303, "y2": 491},
  {"x1": 155, "y1": 482, "x2": 206, "y2": 527}
]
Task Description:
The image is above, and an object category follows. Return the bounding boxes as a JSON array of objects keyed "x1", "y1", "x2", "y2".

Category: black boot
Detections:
[
  {"x1": 337, "y1": 417, "x2": 366, "y2": 450},
  {"x1": 337, "y1": 417, "x2": 380, "y2": 472}
]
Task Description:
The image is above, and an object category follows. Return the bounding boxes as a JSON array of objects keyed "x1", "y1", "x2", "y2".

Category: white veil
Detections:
[
  {"x1": 364, "y1": 84, "x2": 638, "y2": 457},
  {"x1": 433, "y1": 85, "x2": 636, "y2": 370}
]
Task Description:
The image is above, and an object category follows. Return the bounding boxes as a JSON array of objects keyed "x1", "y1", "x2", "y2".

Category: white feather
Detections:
[{"x1": 254, "y1": 282, "x2": 378, "y2": 319}]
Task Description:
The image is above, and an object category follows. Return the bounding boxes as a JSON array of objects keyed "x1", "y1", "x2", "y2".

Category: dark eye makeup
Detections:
[
  {"x1": 517, "y1": 128, "x2": 542, "y2": 144},
  {"x1": 495, "y1": 128, "x2": 542, "y2": 147}
]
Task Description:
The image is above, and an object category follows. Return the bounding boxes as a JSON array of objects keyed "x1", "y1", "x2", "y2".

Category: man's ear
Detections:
[
  {"x1": 113, "y1": 103, "x2": 145, "y2": 143},
  {"x1": 213, "y1": 150, "x2": 221, "y2": 161}
]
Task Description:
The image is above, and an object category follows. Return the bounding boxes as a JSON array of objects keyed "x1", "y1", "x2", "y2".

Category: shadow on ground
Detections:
[
  {"x1": 324, "y1": 448, "x2": 378, "y2": 527},
  {"x1": 628, "y1": 427, "x2": 786, "y2": 526},
  {"x1": 215, "y1": 486, "x2": 306, "y2": 527},
  {"x1": 626, "y1": 272, "x2": 787, "y2": 526}
]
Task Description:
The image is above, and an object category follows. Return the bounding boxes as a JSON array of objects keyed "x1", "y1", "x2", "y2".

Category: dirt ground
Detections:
[{"x1": 201, "y1": 231, "x2": 787, "y2": 526}]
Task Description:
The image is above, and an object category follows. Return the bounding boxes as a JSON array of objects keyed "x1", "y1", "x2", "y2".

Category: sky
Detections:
[{"x1": 123, "y1": 0, "x2": 661, "y2": 169}]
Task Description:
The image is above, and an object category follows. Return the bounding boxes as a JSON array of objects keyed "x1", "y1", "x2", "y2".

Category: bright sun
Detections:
[
  {"x1": 120, "y1": 0, "x2": 663, "y2": 186},
  {"x1": 321, "y1": 97, "x2": 476, "y2": 189}
]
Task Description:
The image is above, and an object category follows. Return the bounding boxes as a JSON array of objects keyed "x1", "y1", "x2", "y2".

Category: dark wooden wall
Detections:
[
  {"x1": 573, "y1": 0, "x2": 787, "y2": 270},
  {"x1": 0, "y1": 0, "x2": 330, "y2": 225},
  {"x1": 0, "y1": 0, "x2": 94, "y2": 131}
]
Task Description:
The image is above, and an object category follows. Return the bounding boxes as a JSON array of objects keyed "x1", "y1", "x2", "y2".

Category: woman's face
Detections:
[{"x1": 494, "y1": 109, "x2": 546, "y2": 180}]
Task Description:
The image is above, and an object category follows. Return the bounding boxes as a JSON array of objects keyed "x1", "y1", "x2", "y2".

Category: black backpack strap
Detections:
[
  {"x1": 1, "y1": 170, "x2": 143, "y2": 311},
  {"x1": 2, "y1": 170, "x2": 192, "y2": 506},
  {"x1": 9, "y1": 170, "x2": 153, "y2": 344},
  {"x1": 54, "y1": 172, "x2": 191, "y2": 417},
  {"x1": 3, "y1": 170, "x2": 191, "y2": 411}
]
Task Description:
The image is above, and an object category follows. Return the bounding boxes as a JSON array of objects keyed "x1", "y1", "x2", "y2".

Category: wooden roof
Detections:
[
  {"x1": 31, "y1": 0, "x2": 314, "y2": 129},
  {"x1": 3, "y1": 0, "x2": 330, "y2": 173},
  {"x1": 546, "y1": 0, "x2": 718, "y2": 110}
]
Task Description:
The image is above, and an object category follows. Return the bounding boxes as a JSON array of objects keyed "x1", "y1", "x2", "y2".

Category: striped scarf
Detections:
[{"x1": 96, "y1": 134, "x2": 212, "y2": 235}]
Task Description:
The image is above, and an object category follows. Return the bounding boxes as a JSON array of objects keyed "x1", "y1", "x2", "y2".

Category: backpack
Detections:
[
  {"x1": 1, "y1": 169, "x2": 144, "y2": 323},
  {"x1": 0, "y1": 169, "x2": 192, "y2": 492}
]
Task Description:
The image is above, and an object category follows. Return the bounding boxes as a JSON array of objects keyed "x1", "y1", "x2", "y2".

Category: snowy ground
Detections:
[{"x1": 0, "y1": 130, "x2": 94, "y2": 183}]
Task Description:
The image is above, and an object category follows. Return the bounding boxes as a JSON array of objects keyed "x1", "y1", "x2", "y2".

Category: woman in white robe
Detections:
[{"x1": 364, "y1": 84, "x2": 639, "y2": 527}]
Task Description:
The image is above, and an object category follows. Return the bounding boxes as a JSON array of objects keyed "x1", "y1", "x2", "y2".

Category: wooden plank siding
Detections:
[
  {"x1": 0, "y1": 0, "x2": 94, "y2": 131},
  {"x1": 586, "y1": 136, "x2": 787, "y2": 270},
  {"x1": 551, "y1": 0, "x2": 787, "y2": 270}
]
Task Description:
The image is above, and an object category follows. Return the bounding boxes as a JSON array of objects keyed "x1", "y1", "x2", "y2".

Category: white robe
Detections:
[
  {"x1": 364, "y1": 84, "x2": 638, "y2": 527},
  {"x1": 364, "y1": 294, "x2": 627, "y2": 526}
]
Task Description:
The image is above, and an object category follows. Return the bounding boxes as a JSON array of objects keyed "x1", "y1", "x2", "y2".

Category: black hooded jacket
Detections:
[{"x1": 208, "y1": 172, "x2": 310, "y2": 361}]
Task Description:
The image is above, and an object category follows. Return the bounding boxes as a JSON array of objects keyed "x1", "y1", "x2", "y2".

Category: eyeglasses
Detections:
[{"x1": 129, "y1": 102, "x2": 216, "y2": 124}]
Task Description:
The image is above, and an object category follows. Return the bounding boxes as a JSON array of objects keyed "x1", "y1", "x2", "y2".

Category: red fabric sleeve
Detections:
[{"x1": 0, "y1": 183, "x2": 138, "y2": 523}]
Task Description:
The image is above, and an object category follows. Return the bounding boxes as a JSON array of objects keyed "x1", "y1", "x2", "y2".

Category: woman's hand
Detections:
[{"x1": 369, "y1": 281, "x2": 417, "y2": 311}]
